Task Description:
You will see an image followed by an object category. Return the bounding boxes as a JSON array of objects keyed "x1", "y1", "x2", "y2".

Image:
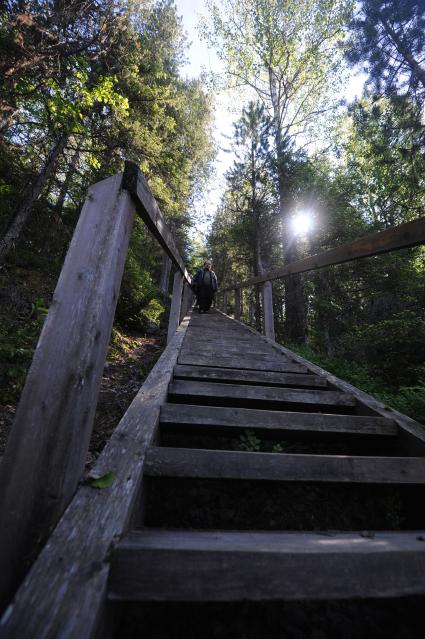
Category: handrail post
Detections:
[
  {"x1": 159, "y1": 253, "x2": 172, "y2": 294},
  {"x1": 262, "y1": 280, "x2": 275, "y2": 340},
  {"x1": 0, "y1": 174, "x2": 135, "y2": 608},
  {"x1": 167, "y1": 271, "x2": 184, "y2": 344},
  {"x1": 180, "y1": 281, "x2": 192, "y2": 322},
  {"x1": 234, "y1": 287, "x2": 241, "y2": 321},
  {"x1": 223, "y1": 291, "x2": 228, "y2": 315}
]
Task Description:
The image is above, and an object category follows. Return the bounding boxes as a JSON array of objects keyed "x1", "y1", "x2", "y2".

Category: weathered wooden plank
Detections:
[
  {"x1": 234, "y1": 287, "x2": 241, "y2": 321},
  {"x1": 173, "y1": 365, "x2": 328, "y2": 388},
  {"x1": 168, "y1": 380, "x2": 355, "y2": 408},
  {"x1": 109, "y1": 529, "x2": 425, "y2": 601},
  {"x1": 167, "y1": 271, "x2": 183, "y2": 344},
  {"x1": 221, "y1": 313, "x2": 425, "y2": 454},
  {"x1": 144, "y1": 446, "x2": 425, "y2": 484},
  {"x1": 180, "y1": 282, "x2": 192, "y2": 322},
  {"x1": 0, "y1": 174, "x2": 136, "y2": 609},
  {"x1": 0, "y1": 320, "x2": 189, "y2": 637},
  {"x1": 221, "y1": 216, "x2": 425, "y2": 291},
  {"x1": 179, "y1": 346, "x2": 283, "y2": 359},
  {"x1": 262, "y1": 280, "x2": 275, "y2": 340},
  {"x1": 123, "y1": 161, "x2": 190, "y2": 282},
  {"x1": 212, "y1": 309, "x2": 425, "y2": 455},
  {"x1": 159, "y1": 404, "x2": 398, "y2": 437},
  {"x1": 177, "y1": 354, "x2": 308, "y2": 373}
]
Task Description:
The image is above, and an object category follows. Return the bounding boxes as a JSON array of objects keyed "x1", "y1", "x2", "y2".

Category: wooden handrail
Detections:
[
  {"x1": 221, "y1": 216, "x2": 425, "y2": 292},
  {"x1": 0, "y1": 166, "x2": 191, "y2": 609},
  {"x1": 123, "y1": 160, "x2": 191, "y2": 284}
]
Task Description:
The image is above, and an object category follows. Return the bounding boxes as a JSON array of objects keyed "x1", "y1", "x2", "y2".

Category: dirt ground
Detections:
[{"x1": 0, "y1": 328, "x2": 166, "y2": 465}]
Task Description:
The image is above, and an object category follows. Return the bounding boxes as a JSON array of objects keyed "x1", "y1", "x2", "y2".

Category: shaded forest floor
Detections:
[{"x1": 0, "y1": 265, "x2": 166, "y2": 462}]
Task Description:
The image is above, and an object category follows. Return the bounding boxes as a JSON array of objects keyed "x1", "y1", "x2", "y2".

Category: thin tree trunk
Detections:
[
  {"x1": 277, "y1": 164, "x2": 307, "y2": 344},
  {"x1": 55, "y1": 145, "x2": 80, "y2": 214},
  {"x1": 0, "y1": 132, "x2": 69, "y2": 263},
  {"x1": 382, "y1": 18, "x2": 425, "y2": 89},
  {"x1": 0, "y1": 107, "x2": 19, "y2": 135}
]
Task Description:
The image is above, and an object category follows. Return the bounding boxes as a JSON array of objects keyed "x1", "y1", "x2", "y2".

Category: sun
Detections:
[{"x1": 291, "y1": 211, "x2": 314, "y2": 236}]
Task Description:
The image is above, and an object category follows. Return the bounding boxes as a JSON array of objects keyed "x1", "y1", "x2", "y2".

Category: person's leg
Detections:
[
  {"x1": 198, "y1": 288, "x2": 207, "y2": 312},
  {"x1": 204, "y1": 291, "x2": 213, "y2": 311}
]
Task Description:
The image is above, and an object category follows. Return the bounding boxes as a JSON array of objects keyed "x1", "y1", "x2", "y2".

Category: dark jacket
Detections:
[{"x1": 192, "y1": 268, "x2": 218, "y2": 292}]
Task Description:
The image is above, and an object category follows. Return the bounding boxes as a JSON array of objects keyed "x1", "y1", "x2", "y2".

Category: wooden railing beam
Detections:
[
  {"x1": 234, "y1": 288, "x2": 241, "y2": 321},
  {"x1": 180, "y1": 281, "x2": 192, "y2": 322},
  {"x1": 0, "y1": 174, "x2": 135, "y2": 609},
  {"x1": 167, "y1": 271, "x2": 184, "y2": 344},
  {"x1": 223, "y1": 291, "x2": 228, "y2": 315},
  {"x1": 262, "y1": 280, "x2": 275, "y2": 340},
  {"x1": 123, "y1": 161, "x2": 191, "y2": 284},
  {"x1": 221, "y1": 216, "x2": 425, "y2": 291}
]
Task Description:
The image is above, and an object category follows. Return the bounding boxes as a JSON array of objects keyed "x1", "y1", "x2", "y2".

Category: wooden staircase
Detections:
[
  {"x1": 103, "y1": 309, "x2": 425, "y2": 635},
  {"x1": 2, "y1": 165, "x2": 425, "y2": 637}
]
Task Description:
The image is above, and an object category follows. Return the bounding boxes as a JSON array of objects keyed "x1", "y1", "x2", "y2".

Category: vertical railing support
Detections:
[
  {"x1": 223, "y1": 291, "x2": 228, "y2": 315},
  {"x1": 262, "y1": 280, "x2": 275, "y2": 340},
  {"x1": 234, "y1": 287, "x2": 241, "y2": 321},
  {"x1": 180, "y1": 281, "x2": 192, "y2": 322},
  {"x1": 159, "y1": 253, "x2": 172, "y2": 294},
  {"x1": 0, "y1": 174, "x2": 135, "y2": 609},
  {"x1": 167, "y1": 271, "x2": 184, "y2": 344}
]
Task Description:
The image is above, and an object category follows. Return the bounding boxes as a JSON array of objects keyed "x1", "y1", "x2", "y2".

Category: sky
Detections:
[
  {"x1": 173, "y1": 0, "x2": 366, "y2": 232},
  {"x1": 174, "y1": 0, "x2": 236, "y2": 231}
]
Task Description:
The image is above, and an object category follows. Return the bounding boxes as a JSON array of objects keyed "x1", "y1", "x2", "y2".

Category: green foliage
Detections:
[
  {"x1": 346, "y1": 0, "x2": 425, "y2": 99},
  {"x1": 238, "y1": 430, "x2": 261, "y2": 452},
  {"x1": 89, "y1": 471, "x2": 116, "y2": 489},
  {"x1": 116, "y1": 254, "x2": 165, "y2": 331},
  {"x1": 355, "y1": 311, "x2": 425, "y2": 385},
  {"x1": 0, "y1": 316, "x2": 44, "y2": 404},
  {"x1": 289, "y1": 342, "x2": 425, "y2": 425}
]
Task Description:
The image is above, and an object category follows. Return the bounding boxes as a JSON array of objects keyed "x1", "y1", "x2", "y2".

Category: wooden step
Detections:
[
  {"x1": 144, "y1": 446, "x2": 425, "y2": 484},
  {"x1": 177, "y1": 354, "x2": 308, "y2": 373},
  {"x1": 109, "y1": 529, "x2": 425, "y2": 601},
  {"x1": 178, "y1": 352, "x2": 308, "y2": 373},
  {"x1": 160, "y1": 404, "x2": 398, "y2": 438},
  {"x1": 168, "y1": 380, "x2": 355, "y2": 411},
  {"x1": 173, "y1": 365, "x2": 327, "y2": 388},
  {"x1": 179, "y1": 348, "x2": 280, "y2": 361}
]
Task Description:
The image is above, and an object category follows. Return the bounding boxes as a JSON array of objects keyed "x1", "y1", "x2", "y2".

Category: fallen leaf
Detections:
[{"x1": 89, "y1": 471, "x2": 115, "y2": 489}]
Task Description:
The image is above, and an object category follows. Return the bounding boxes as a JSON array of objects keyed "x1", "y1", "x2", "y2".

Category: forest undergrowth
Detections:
[{"x1": 288, "y1": 341, "x2": 425, "y2": 426}]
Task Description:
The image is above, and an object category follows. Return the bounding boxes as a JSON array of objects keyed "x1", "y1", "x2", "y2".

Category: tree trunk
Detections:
[
  {"x1": 55, "y1": 144, "x2": 80, "y2": 215},
  {"x1": 277, "y1": 163, "x2": 307, "y2": 344},
  {"x1": 0, "y1": 132, "x2": 69, "y2": 263},
  {"x1": 382, "y1": 18, "x2": 425, "y2": 90}
]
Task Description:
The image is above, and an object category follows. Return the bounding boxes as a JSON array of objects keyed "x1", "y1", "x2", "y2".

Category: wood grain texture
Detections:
[
  {"x1": 177, "y1": 353, "x2": 308, "y2": 373},
  {"x1": 221, "y1": 216, "x2": 425, "y2": 291},
  {"x1": 168, "y1": 380, "x2": 356, "y2": 408},
  {"x1": 144, "y1": 446, "x2": 425, "y2": 483},
  {"x1": 262, "y1": 280, "x2": 275, "y2": 340},
  {"x1": 167, "y1": 271, "x2": 183, "y2": 344},
  {"x1": 123, "y1": 161, "x2": 190, "y2": 282},
  {"x1": 159, "y1": 403, "x2": 398, "y2": 437},
  {"x1": 234, "y1": 287, "x2": 241, "y2": 321},
  {"x1": 215, "y1": 309, "x2": 425, "y2": 453},
  {"x1": 0, "y1": 321, "x2": 189, "y2": 638},
  {"x1": 109, "y1": 529, "x2": 425, "y2": 601},
  {"x1": 0, "y1": 174, "x2": 135, "y2": 609},
  {"x1": 173, "y1": 364, "x2": 328, "y2": 388}
]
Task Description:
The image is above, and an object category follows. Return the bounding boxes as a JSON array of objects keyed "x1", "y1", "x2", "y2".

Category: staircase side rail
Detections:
[
  {"x1": 0, "y1": 166, "x2": 190, "y2": 611},
  {"x1": 220, "y1": 216, "x2": 425, "y2": 292},
  {"x1": 123, "y1": 160, "x2": 191, "y2": 283}
]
